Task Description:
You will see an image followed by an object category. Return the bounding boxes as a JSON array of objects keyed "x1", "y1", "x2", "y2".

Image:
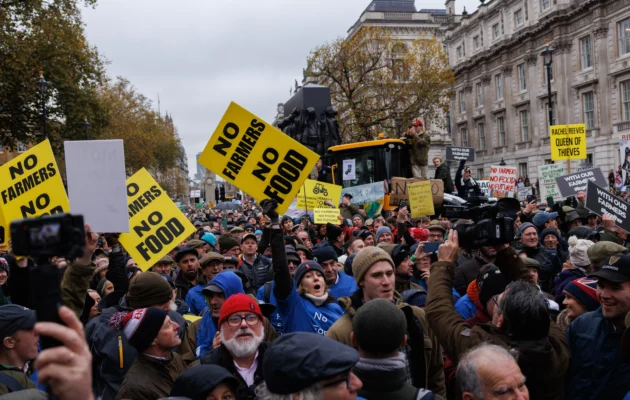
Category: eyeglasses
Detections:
[
  {"x1": 226, "y1": 313, "x2": 260, "y2": 327},
  {"x1": 322, "y1": 373, "x2": 351, "y2": 389}
]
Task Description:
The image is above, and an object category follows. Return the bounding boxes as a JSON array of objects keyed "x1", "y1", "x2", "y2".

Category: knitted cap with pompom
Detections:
[
  {"x1": 108, "y1": 308, "x2": 167, "y2": 353},
  {"x1": 568, "y1": 235, "x2": 594, "y2": 267}
]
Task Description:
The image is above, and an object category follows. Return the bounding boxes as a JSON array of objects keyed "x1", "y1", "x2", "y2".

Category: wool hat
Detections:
[
  {"x1": 568, "y1": 236, "x2": 595, "y2": 267},
  {"x1": 563, "y1": 278, "x2": 599, "y2": 312},
  {"x1": 294, "y1": 261, "x2": 325, "y2": 286},
  {"x1": 244, "y1": 223, "x2": 255, "y2": 231},
  {"x1": 352, "y1": 246, "x2": 395, "y2": 284},
  {"x1": 588, "y1": 241, "x2": 627, "y2": 265},
  {"x1": 218, "y1": 235, "x2": 240, "y2": 253},
  {"x1": 352, "y1": 214, "x2": 364, "y2": 222},
  {"x1": 126, "y1": 271, "x2": 174, "y2": 309},
  {"x1": 201, "y1": 233, "x2": 217, "y2": 247},
  {"x1": 170, "y1": 365, "x2": 239, "y2": 400},
  {"x1": 218, "y1": 293, "x2": 263, "y2": 327},
  {"x1": 109, "y1": 308, "x2": 168, "y2": 353},
  {"x1": 352, "y1": 298, "x2": 407, "y2": 355},
  {"x1": 392, "y1": 244, "x2": 411, "y2": 267},
  {"x1": 516, "y1": 222, "x2": 537, "y2": 239},
  {"x1": 539, "y1": 228, "x2": 560, "y2": 243},
  {"x1": 312, "y1": 246, "x2": 338, "y2": 264},
  {"x1": 478, "y1": 266, "x2": 508, "y2": 310},
  {"x1": 326, "y1": 223, "x2": 343, "y2": 242},
  {"x1": 375, "y1": 226, "x2": 393, "y2": 243}
]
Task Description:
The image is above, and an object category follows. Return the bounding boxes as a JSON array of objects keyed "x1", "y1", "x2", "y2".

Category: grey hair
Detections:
[
  {"x1": 456, "y1": 343, "x2": 517, "y2": 399},
  {"x1": 255, "y1": 382, "x2": 322, "y2": 400},
  {"x1": 497, "y1": 280, "x2": 550, "y2": 340}
]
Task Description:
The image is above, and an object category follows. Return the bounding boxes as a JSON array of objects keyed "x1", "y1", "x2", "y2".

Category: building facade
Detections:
[{"x1": 445, "y1": 0, "x2": 630, "y2": 181}]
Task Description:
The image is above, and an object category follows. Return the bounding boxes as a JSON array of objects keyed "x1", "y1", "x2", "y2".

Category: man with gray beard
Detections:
[{"x1": 200, "y1": 293, "x2": 266, "y2": 400}]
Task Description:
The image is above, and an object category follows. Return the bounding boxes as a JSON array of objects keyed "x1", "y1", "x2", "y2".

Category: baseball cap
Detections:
[
  {"x1": 242, "y1": 233, "x2": 257, "y2": 243},
  {"x1": 0, "y1": 305, "x2": 36, "y2": 340},
  {"x1": 590, "y1": 254, "x2": 630, "y2": 283},
  {"x1": 342, "y1": 193, "x2": 353, "y2": 199},
  {"x1": 412, "y1": 119, "x2": 423, "y2": 127},
  {"x1": 532, "y1": 211, "x2": 558, "y2": 227}
]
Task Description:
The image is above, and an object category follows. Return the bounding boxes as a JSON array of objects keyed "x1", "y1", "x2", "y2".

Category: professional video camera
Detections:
[{"x1": 444, "y1": 197, "x2": 520, "y2": 250}]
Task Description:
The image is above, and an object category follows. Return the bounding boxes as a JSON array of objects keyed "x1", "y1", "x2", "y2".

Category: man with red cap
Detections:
[
  {"x1": 405, "y1": 120, "x2": 430, "y2": 179},
  {"x1": 200, "y1": 293, "x2": 267, "y2": 400}
]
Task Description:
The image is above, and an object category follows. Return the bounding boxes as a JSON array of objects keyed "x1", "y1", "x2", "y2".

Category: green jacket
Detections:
[
  {"x1": 409, "y1": 133, "x2": 431, "y2": 167},
  {"x1": 61, "y1": 260, "x2": 96, "y2": 317},
  {"x1": 0, "y1": 364, "x2": 37, "y2": 395}
]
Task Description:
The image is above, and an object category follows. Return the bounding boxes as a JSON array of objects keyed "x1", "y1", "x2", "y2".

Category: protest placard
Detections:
[
  {"x1": 0, "y1": 140, "x2": 70, "y2": 246},
  {"x1": 538, "y1": 164, "x2": 565, "y2": 202},
  {"x1": 342, "y1": 159, "x2": 356, "y2": 180},
  {"x1": 585, "y1": 180, "x2": 630, "y2": 232},
  {"x1": 313, "y1": 208, "x2": 341, "y2": 225},
  {"x1": 550, "y1": 124, "x2": 587, "y2": 161},
  {"x1": 64, "y1": 140, "x2": 129, "y2": 233},
  {"x1": 477, "y1": 180, "x2": 491, "y2": 197},
  {"x1": 295, "y1": 180, "x2": 342, "y2": 210},
  {"x1": 407, "y1": 181, "x2": 435, "y2": 217},
  {"x1": 555, "y1": 168, "x2": 608, "y2": 198},
  {"x1": 198, "y1": 102, "x2": 319, "y2": 214},
  {"x1": 488, "y1": 166, "x2": 517, "y2": 198},
  {"x1": 341, "y1": 181, "x2": 386, "y2": 218},
  {"x1": 517, "y1": 186, "x2": 533, "y2": 201},
  {"x1": 390, "y1": 177, "x2": 444, "y2": 207},
  {"x1": 119, "y1": 168, "x2": 196, "y2": 271},
  {"x1": 446, "y1": 146, "x2": 475, "y2": 162}
]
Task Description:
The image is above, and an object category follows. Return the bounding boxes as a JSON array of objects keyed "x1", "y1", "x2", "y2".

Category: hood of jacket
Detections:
[{"x1": 209, "y1": 271, "x2": 245, "y2": 298}]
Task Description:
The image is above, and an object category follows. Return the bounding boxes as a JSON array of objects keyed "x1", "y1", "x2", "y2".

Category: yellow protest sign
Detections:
[
  {"x1": 550, "y1": 124, "x2": 586, "y2": 161},
  {"x1": 314, "y1": 208, "x2": 341, "y2": 225},
  {"x1": 407, "y1": 181, "x2": 435, "y2": 217},
  {"x1": 119, "y1": 169, "x2": 195, "y2": 271},
  {"x1": 0, "y1": 140, "x2": 69, "y2": 245},
  {"x1": 296, "y1": 179, "x2": 343, "y2": 210},
  {"x1": 198, "y1": 102, "x2": 319, "y2": 214}
]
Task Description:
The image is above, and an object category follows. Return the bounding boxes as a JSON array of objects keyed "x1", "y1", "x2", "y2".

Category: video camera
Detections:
[
  {"x1": 10, "y1": 213, "x2": 85, "y2": 259},
  {"x1": 444, "y1": 197, "x2": 520, "y2": 250}
]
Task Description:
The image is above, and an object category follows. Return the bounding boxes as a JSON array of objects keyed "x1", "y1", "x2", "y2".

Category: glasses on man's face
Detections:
[
  {"x1": 227, "y1": 313, "x2": 260, "y2": 327},
  {"x1": 322, "y1": 373, "x2": 351, "y2": 389}
]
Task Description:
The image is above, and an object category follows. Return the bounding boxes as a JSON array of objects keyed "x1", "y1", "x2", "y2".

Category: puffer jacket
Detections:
[
  {"x1": 326, "y1": 290, "x2": 446, "y2": 397},
  {"x1": 239, "y1": 254, "x2": 271, "y2": 291},
  {"x1": 409, "y1": 133, "x2": 431, "y2": 166}
]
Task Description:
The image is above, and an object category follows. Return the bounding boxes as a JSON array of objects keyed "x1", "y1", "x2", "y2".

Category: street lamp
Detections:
[
  {"x1": 500, "y1": 158, "x2": 506, "y2": 166},
  {"x1": 542, "y1": 42, "x2": 554, "y2": 129},
  {"x1": 394, "y1": 116, "x2": 403, "y2": 137},
  {"x1": 83, "y1": 116, "x2": 90, "y2": 140},
  {"x1": 36, "y1": 72, "x2": 48, "y2": 138}
]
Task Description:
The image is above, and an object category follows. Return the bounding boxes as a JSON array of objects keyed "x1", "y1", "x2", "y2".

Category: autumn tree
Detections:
[{"x1": 306, "y1": 26, "x2": 454, "y2": 142}]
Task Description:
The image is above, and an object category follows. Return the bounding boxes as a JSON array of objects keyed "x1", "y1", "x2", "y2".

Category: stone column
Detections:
[{"x1": 594, "y1": 25, "x2": 611, "y2": 136}]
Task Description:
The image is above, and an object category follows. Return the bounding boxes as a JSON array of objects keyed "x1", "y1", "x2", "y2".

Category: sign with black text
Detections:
[
  {"x1": 555, "y1": 168, "x2": 608, "y2": 198},
  {"x1": 446, "y1": 146, "x2": 475, "y2": 162},
  {"x1": 585, "y1": 180, "x2": 630, "y2": 233}
]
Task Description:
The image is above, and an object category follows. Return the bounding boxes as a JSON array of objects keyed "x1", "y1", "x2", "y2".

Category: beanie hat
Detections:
[
  {"x1": 516, "y1": 222, "x2": 537, "y2": 240},
  {"x1": 344, "y1": 253, "x2": 357, "y2": 277},
  {"x1": 352, "y1": 298, "x2": 407, "y2": 355},
  {"x1": 126, "y1": 271, "x2": 174, "y2": 309},
  {"x1": 392, "y1": 244, "x2": 411, "y2": 267},
  {"x1": 352, "y1": 214, "x2": 364, "y2": 223},
  {"x1": 377, "y1": 243, "x2": 396, "y2": 257},
  {"x1": 352, "y1": 246, "x2": 395, "y2": 284},
  {"x1": 477, "y1": 266, "x2": 507, "y2": 310},
  {"x1": 312, "y1": 246, "x2": 338, "y2": 264},
  {"x1": 218, "y1": 293, "x2": 263, "y2": 327},
  {"x1": 563, "y1": 277, "x2": 599, "y2": 312},
  {"x1": 201, "y1": 233, "x2": 217, "y2": 247},
  {"x1": 294, "y1": 261, "x2": 325, "y2": 287},
  {"x1": 539, "y1": 228, "x2": 560, "y2": 244},
  {"x1": 375, "y1": 226, "x2": 393, "y2": 243},
  {"x1": 568, "y1": 236, "x2": 595, "y2": 267},
  {"x1": 109, "y1": 308, "x2": 168, "y2": 352},
  {"x1": 218, "y1": 235, "x2": 240, "y2": 253},
  {"x1": 96, "y1": 278, "x2": 109, "y2": 297},
  {"x1": 326, "y1": 223, "x2": 343, "y2": 242}
]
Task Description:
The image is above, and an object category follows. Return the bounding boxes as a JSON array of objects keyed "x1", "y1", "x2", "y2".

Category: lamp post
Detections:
[
  {"x1": 542, "y1": 42, "x2": 554, "y2": 130},
  {"x1": 395, "y1": 116, "x2": 403, "y2": 137},
  {"x1": 36, "y1": 72, "x2": 48, "y2": 138},
  {"x1": 83, "y1": 117, "x2": 90, "y2": 140}
]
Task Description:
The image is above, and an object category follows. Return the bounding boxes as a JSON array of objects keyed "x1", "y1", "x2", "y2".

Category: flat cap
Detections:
[{"x1": 588, "y1": 241, "x2": 627, "y2": 265}]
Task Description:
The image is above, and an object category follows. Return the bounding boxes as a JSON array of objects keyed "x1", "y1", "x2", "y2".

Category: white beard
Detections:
[{"x1": 220, "y1": 326, "x2": 264, "y2": 358}]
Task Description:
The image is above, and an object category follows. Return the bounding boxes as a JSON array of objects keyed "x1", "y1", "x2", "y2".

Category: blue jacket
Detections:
[
  {"x1": 256, "y1": 282, "x2": 285, "y2": 334},
  {"x1": 566, "y1": 307, "x2": 630, "y2": 399},
  {"x1": 277, "y1": 280, "x2": 343, "y2": 335},
  {"x1": 185, "y1": 284, "x2": 207, "y2": 316},
  {"x1": 413, "y1": 277, "x2": 462, "y2": 303},
  {"x1": 454, "y1": 294, "x2": 476, "y2": 320},
  {"x1": 328, "y1": 271, "x2": 358, "y2": 300},
  {"x1": 196, "y1": 271, "x2": 245, "y2": 358}
]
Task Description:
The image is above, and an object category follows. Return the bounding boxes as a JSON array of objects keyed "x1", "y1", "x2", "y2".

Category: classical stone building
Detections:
[{"x1": 445, "y1": 0, "x2": 630, "y2": 180}]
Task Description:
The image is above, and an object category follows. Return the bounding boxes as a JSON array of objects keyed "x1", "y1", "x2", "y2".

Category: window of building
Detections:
[
  {"x1": 476, "y1": 83, "x2": 483, "y2": 107},
  {"x1": 583, "y1": 91, "x2": 595, "y2": 129},
  {"x1": 17, "y1": 141, "x2": 27, "y2": 153},
  {"x1": 580, "y1": 36, "x2": 593, "y2": 69},
  {"x1": 545, "y1": 102, "x2": 556, "y2": 128},
  {"x1": 541, "y1": 0, "x2": 550, "y2": 11},
  {"x1": 497, "y1": 117, "x2": 506, "y2": 146},
  {"x1": 517, "y1": 63, "x2": 527, "y2": 91},
  {"x1": 473, "y1": 36, "x2": 480, "y2": 49},
  {"x1": 478, "y1": 123, "x2": 486, "y2": 150},
  {"x1": 519, "y1": 110, "x2": 529, "y2": 141},
  {"x1": 460, "y1": 91, "x2": 466, "y2": 113},
  {"x1": 461, "y1": 127, "x2": 468, "y2": 147},
  {"x1": 393, "y1": 59, "x2": 406, "y2": 82},
  {"x1": 544, "y1": 159, "x2": 554, "y2": 165},
  {"x1": 619, "y1": 18, "x2": 630, "y2": 56},
  {"x1": 492, "y1": 23, "x2": 500, "y2": 39},
  {"x1": 496, "y1": 73, "x2": 503, "y2": 100},
  {"x1": 477, "y1": 168, "x2": 484, "y2": 179},
  {"x1": 514, "y1": 9, "x2": 524, "y2": 27},
  {"x1": 518, "y1": 162, "x2": 528, "y2": 179},
  {"x1": 621, "y1": 80, "x2": 630, "y2": 121},
  {"x1": 457, "y1": 46, "x2": 462, "y2": 59}
]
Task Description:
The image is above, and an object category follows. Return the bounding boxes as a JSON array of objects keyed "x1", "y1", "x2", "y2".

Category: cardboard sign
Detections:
[
  {"x1": 341, "y1": 181, "x2": 386, "y2": 218},
  {"x1": 342, "y1": 159, "x2": 356, "y2": 180},
  {"x1": 488, "y1": 166, "x2": 517, "y2": 198},
  {"x1": 446, "y1": 146, "x2": 475, "y2": 162},
  {"x1": 407, "y1": 181, "x2": 435, "y2": 216},
  {"x1": 538, "y1": 164, "x2": 566, "y2": 202},
  {"x1": 555, "y1": 168, "x2": 608, "y2": 198},
  {"x1": 0, "y1": 140, "x2": 69, "y2": 245},
  {"x1": 313, "y1": 208, "x2": 341, "y2": 225},
  {"x1": 64, "y1": 140, "x2": 129, "y2": 232},
  {"x1": 585, "y1": 180, "x2": 630, "y2": 232},
  {"x1": 198, "y1": 102, "x2": 319, "y2": 214},
  {"x1": 295, "y1": 180, "x2": 342, "y2": 210},
  {"x1": 517, "y1": 186, "x2": 533, "y2": 201},
  {"x1": 119, "y1": 169, "x2": 196, "y2": 271},
  {"x1": 550, "y1": 124, "x2": 587, "y2": 161},
  {"x1": 390, "y1": 177, "x2": 444, "y2": 207},
  {"x1": 477, "y1": 180, "x2": 491, "y2": 197}
]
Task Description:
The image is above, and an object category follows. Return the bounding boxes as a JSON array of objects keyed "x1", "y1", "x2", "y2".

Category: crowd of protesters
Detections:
[{"x1": 3, "y1": 163, "x2": 630, "y2": 400}]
